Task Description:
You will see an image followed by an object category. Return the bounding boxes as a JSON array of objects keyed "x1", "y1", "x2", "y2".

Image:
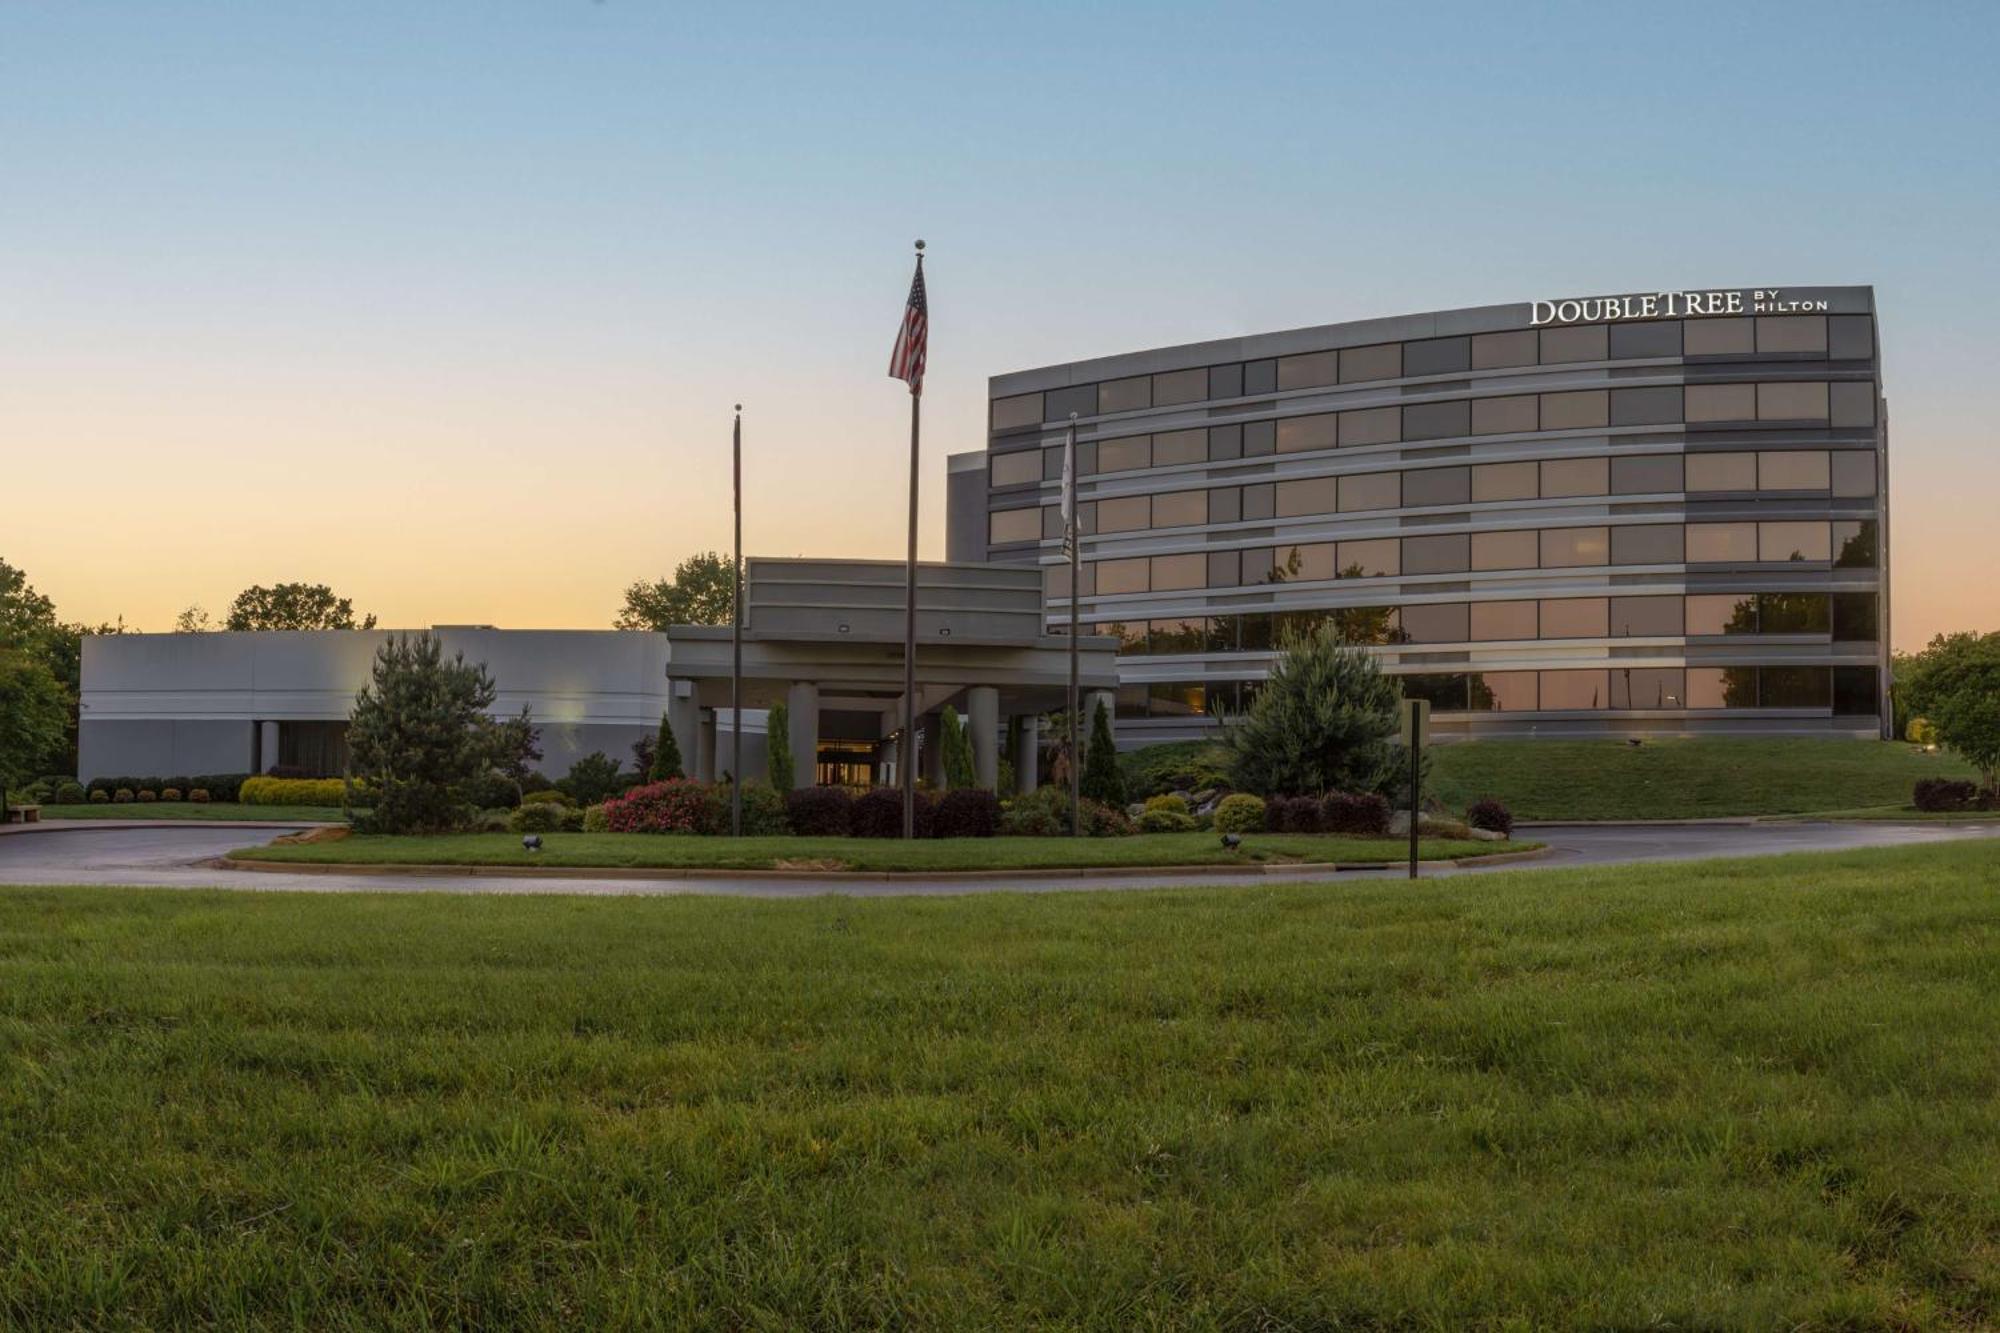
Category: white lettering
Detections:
[
  {"x1": 1556, "y1": 300, "x2": 1582, "y2": 323},
  {"x1": 1531, "y1": 301, "x2": 1557, "y2": 326},
  {"x1": 1639, "y1": 294, "x2": 1658, "y2": 317},
  {"x1": 1724, "y1": 291, "x2": 1743, "y2": 314}
]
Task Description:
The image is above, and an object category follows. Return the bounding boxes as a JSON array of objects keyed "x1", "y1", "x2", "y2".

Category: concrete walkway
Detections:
[{"x1": 0, "y1": 820, "x2": 1995, "y2": 899}]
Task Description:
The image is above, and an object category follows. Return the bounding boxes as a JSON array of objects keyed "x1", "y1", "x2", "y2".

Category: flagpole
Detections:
[
  {"x1": 1065, "y1": 411, "x2": 1081, "y2": 837},
  {"x1": 901, "y1": 240, "x2": 925, "y2": 839},
  {"x1": 730, "y1": 405, "x2": 743, "y2": 838}
]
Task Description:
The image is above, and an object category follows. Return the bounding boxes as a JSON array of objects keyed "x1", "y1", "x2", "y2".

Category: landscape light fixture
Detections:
[
  {"x1": 1220, "y1": 833, "x2": 1241, "y2": 850},
  {"x1": 522, "y1": 835, "x2": 542, "y2": 853}
]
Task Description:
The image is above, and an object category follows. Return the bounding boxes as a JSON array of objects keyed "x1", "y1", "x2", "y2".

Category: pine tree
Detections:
[
  {"x1": 651, "y1": 712, "x2": 684, "y2": 781},
  {"x1": 1223, "y1": 622, "x2": 1400, "y2": 797},
  {"x1": 346, "y1": 633, "x2": 497, "y2": 833},
  {"x1": 766, "y1": 703, "x2": 793, "y2": 790},
  {"x1": 1080, "y1": 699, "x2": 1124, "y2": 806},
  {"x1": 940, "y1": 705, "x2": 978, "y2": 790}
]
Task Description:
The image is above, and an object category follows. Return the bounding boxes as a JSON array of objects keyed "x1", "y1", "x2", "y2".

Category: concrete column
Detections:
[
  {"x1": 258, "y1": 720, "x2": 280, "y2": 774},
  {"x1": 879, "y1": 734, "x2": 898, "y2": 790},
  {"x1": 696, "y1": 711, "x2": 716, "y2": 782},
  {"x1": 966, "y1": 686, "x2": 999, "y2": 791},
  {"x1": 786, "y1": 681, "x2": 819, "y2": 790},
  {"x1": 1009, "y1": 716, "x2": 1039, "y2": 794},
  {"x1": 922, "y1": 714, "x2": 945, "y2": 790},
  {"x1": 665, "y1": 686, "x2": 699, "y2": 780}
]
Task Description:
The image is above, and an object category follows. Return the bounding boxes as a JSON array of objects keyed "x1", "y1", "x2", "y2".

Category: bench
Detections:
[{"x1": 2, "y1": 804, "x2": 41, "y2": 824}]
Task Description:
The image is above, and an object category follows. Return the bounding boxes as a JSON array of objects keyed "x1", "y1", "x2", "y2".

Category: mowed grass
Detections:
[
  {"x1": 227, "y1": 830, "x2": 1521, "y2": 871},
  {"x1": 39, "y1": 802, "x2": 347, "y2": 822},
  {"x1": 5, "y1": 845, "x2": 2000, "y2": 1327},
  {"x1": 1425, "y1": 737, "x2": 1975, "y2": 820}
]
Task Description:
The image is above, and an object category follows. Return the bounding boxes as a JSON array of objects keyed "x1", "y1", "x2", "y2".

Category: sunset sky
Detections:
[{"x1": 4, "y1": 2, "x2": 1996, "y2": 651}]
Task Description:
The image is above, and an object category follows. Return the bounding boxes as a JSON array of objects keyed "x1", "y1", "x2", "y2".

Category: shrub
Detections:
[
  {"x1": 1322, "y1": 791, "x2": 1391, "y2": 836},
  {"x1": 939, "y1": 706, "x2": 977, "y2": 791},
  {"x1": 728, "y1": 781, "x2": 790, "y2": 836},
  {"x1": 766, "y1": 704, "x2": 793, "y2": 793},
  {"x1": 934, "y1": 788, "x2": 1001, "y2": 838},
  {"x1": 89, "y1": 789, "x2": 110, "y2": 804},
  {"x1": 785, "y1": 786, "x2": 853, "y2": 837},
  {"x1": 560, "y1": 752, "x2": 625, "y2": 809},
  {"x1": 582, "y1": 803, "x2": 611, "y2": 833},
  {"x1": 1079, "y1": 798, "x2": 1135, "y2": 837},
  {"x1": 263, "y1": 764, "x2": 315, "y2": 780},
  {"x1": 604, "y1": 779, "x2": 720, "y2": 835},
  {"x1": 240, "y1": 776, "x2": 348, "y2": 807},
  {"x1": 191, "y1": 773, "x2": 248, "y2": 802},
  {"x1": 1906, "y1": 717, "x2": 1937, "y2": 746},
  {"x1": 1213, "y1": 793, "x2": 1266, "y2": 834},
  {"x1": 852, "y1": 787, "x2": 933, "y2": 838},
  {"x1": 347, "y1": 633, "x2": 498, "y2": 834},
  {"x1": 113, "y1": 788, "x2": 134, "y2": 804},
  {"x1": 459, "y1": 771, "x2": 521, "y2": 811},
  {"x1": 521, "y1": 789, "x2": 573, "y2": 807},
  {"x1": 1144, "y1": 792, "x2": 1191, "y2": 817},
  {"x1": 1266, "y1": 794, "x2": 1322, "y2": 833},
  {"x1": 1080, "y1": 700, "x2": 1125, "y2": 807},
  {"x1": 1466, "y1": 798, "x2": 1514, "y2": 837},
  {"x1": 1120, "y1": 741, "x2": 1234, "y2": 800},
  {"x1": 1225, "y1": 624, "x2": 1399, "y2": 797},
  {"x1": 1000, "y1": 787, "x2": 1066, "y2": 836},
  {"x1": 1137, "y1": 807, "x2": 1196, "y2": 833},
  {"x1": 188, "y1": 788, "x2": 211, "y2": 803},
  {"x1": 509, "y1": 801, "x2": 569, "y2": 833},
  {"x1": 1913, "y1": 777, "x2": 1980, "y2": 813},
  {"x1": 561, "y1": 806, "x2": 585, "y2": 833},
  {"x1": 53, "y1": 780, "x2": 85, "y2": 804},
  {"x1": 159, "y1": 787, "x2": 182, "y2": 802},
  {"x1": 136, "y1": 790, "x2": 158, "y2": 803}
]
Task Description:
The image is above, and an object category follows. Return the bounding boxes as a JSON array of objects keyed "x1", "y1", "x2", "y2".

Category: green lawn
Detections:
[
  {"x1": 37, "y1": 802, "x2": 347, "y2": 822},
  {"x1": 3, "y1": 844, "x2": 1998, "y2": 1326},
  {"x1": 227, "y1": 830, "x2": 1520, "y2": 871}
]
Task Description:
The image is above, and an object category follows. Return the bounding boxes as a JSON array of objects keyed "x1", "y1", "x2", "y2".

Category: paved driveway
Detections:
[{"x1": 1, "y1": 820, "x2": 1995, "y2": 899}]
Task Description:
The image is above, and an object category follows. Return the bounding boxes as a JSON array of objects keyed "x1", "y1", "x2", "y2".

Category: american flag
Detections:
[{"x1": 887, "y1": 254, "x2": 928, "y2": 394}]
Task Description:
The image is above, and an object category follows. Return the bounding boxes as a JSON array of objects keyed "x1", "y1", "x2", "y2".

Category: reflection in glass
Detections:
[
  {"x1": 1833, "y1": 520, "x2": 1877, "y2": 568},
  {"x1": 1759, "y1": 666, "x2": 1831, "y2": 708},
  {"x1": 1756, "y1": 593, "x2": 1830, "y2": 635},
  {"x1": 1399, "y1": 673, "x2": 1471, "y2": 710},
  {"x1": 1470, "y1": 672, "x2": 1538, "y2": 711}
]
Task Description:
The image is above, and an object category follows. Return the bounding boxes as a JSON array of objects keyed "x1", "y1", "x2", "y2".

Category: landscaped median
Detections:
[{"x1": 223, "y1": 830, "x2": 1540, "y2": 874}]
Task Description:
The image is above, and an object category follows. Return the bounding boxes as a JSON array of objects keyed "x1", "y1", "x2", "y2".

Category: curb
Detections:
[
  {"x1": 1514, "y1": 818, "x2": 1762, "y2": 828},
  {"x1": 1, "y1": 819, "x2": 339, "y2": 837}
]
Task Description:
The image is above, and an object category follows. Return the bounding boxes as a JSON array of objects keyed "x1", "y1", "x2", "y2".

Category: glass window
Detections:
[
  {"x1": 1471, "y1": 330, "x2": 1538, "y2": 369},
  {"x1": 1610, "y1": 321, "x2": 1682, "y2": 358},
  {"x1": 1833, "y1": 519, "x2": 1878, "y2": 568},
  {"x1": 1686, "y1": 522, "x2": 1758, "y2": 562},
  {"x1": 1472, "y1": 461, "x2": 1539, "y2": 502},
  {"x1": 1684, "y1": 383, "x2": 1757, "y2": 422},
  {"x1": 1539, "y1": 324, "x2": 1608, "y2": 364},
  {"x1": 1687, "y1": 667, "x2": 1759, "y2": 708},
  {"x1": 1612, "y1": 524, "x2": 1684, "y2": 565},
  {"x1": 1095, "y1": 557, "x2": 1149, "y2": 595},
  {"x1": 1276, "y1": 350, "x2": 1339, "y2": 390},
  {"x1": 1540, "y1": 670, "x2": 1609, "y2": 709},
  {"x1": 1609, "y1": 595, "x2": 1683, "y2": 636},
  {"x1": 1208, "y1": 424, "x2": 1243, "y2": 461},
  {"x1": 1471, "y1": 671, "x2": 1538, "y2": 712},
  {"x1": 1340, "y1": 343, "x2": 1401, "y2": 383},
  {"x1": 1402, "y1": 466, "x2": 1471, "y2": 508},
  {"x1": 989, "y1": 450, "x2": 1040, "y2": 487},
  {"x1": 1203, "y1": 679, "x2": 1240, "y2": 712},
  {"x1": 1338, "y1": 406, "x2": 1400, "y2": 447},
  {"x1": 1275, "y1": 413, "x2": 1339, "y2": 453},
  {"x1": 1403, "y1": 400, "x2": 1471, "y2": 441},
  {"x1": 1044, "y1": 562, "x2": 1090, "y2": 600},
  {"x1": 1152, "y1": 429, "x2": 1206, "y2": 466},
  {"x1": 1539, "y1": 597, "x2": 1609, "y2": 639},
  {"x1": 1611, "y1": 668, "x2": 1687, "y2": 710},
  {"x1": 1237, "y1": 614, "x2": 1273, "y2": 651},
  {"x1": 1208, "y1": 487, "x2": 1241, "y2": 525},
  {"x1": 1540, "y1": 527, "x2": 1610, "y2": 568},
  {"x1": 1541, "y1": 390, "x2": 1610, "y2": 430},
  {"x1": 1757, "y1": 592, "x2": 1830, "y2": 634},
  {"x1": 1271, "y1": 543, "x2": 1337, "y2": 581},
  {"x1": 1243, "y1": 420, "x2": 1275, "y2": 456},
  {"x1": 1244, "y1": 360, "x2": 1278, "y2": 396},
  {"x1": 1540, "y1": 457, "x2": 1609, "y2": 498},
  {"x1": 1150, "y1": 553, "x2": 1207, "y2": 592},
  {"x1": 1275, "y1": 475, "x2": 1341, "y2": 518},
  {"x1": 1209, "y1": 364, "x2": 1244, "y2": 401},
  {"x1": 1686, "y1": 593, "x2": 1758, "y2": 635},
  {"x1": 1471, "y1": 394, "x2": 1539, "y2": 436},
  {"x1": 1206, "y1": 550, "x2": 1240, "y2": 588},
  {"x1": 1096, "y1": 435, "x2": 1149, "y2": 474},
  {"x1": 1829, "y1": 316, "x2": 1874, "y2": 360},
  {"x1": 1147, "y1": 618, "x2": 1207, "y2": 655},
  {"x1": 1760, "y1": 666, "x2": 1831, "y2": 709},
  {"x1": 1758, "y1": 521, "x2": 1831, "y2": 562},
  {"x1": 1098, "y1": 376, "x2": 1151, "y2": 413},
  {"x1": 1402, "y1": 533, "x2": 1472, "y2": 574},
  {"x1": 1833, "y1": 593, "x2": 1878, "y2": 642},
  {"x1": 1098, "y1": 620, "x2": 1145, "y2": 653},
  {"x1": 1399, "y1": 673, "x2": 1471, "y2": 710},
  {"x1": 1611, "y1": 454, "x2": 1683, "y2": 495},
  {"x1": 1043, "y1": 446, "x2": 1065, "y2": 481},
  {"x1": 1151, "y1": 490, "x2": 1206, "y2": 528},
  {"x1": 1241, "y1": 483, "x2": 1275, "y2": 521},
  {"x1": 1833, "y1": 666, "x2": 1879, "y2": 716},
  {"x1": 1758, "y1": 451, "x2": 1830, "y2": 491},
  {"x1": 987, "y1": 508, "x2": 1039, "y2": 545},
  {"x1": 1114, "y1": 684, "x2": 1149, "y2": 719},
  {"x1": 1400, "y1": 602, "x2": 1469, "y2": 644},
  {"x1": 1152, "y1": 368, "x2": 1207, "y2": 406},
  {"x1": 1042, "y1": 505, "x2": 1063, "y2": 540},
  {"x1": 1470, "y1": 600, "x2": 1538, "y2": 641},
  {"x1": 1045, "y1": 384, "x2": 1099, "y2": 420},
  {"x1": 990, "y1": 392, "x2": 1044, "y2": 431},
  {"x1": 1757, "y1": 381, "x2": 1829, "y2": 421},
  {"x1": 1683, "y1": 317, "x2": 1753, "y2": 355},
  {"x1": 1756, "y1": 316, "x2": 1827, "y2": 354},
  {"x1": 1338, "y1": 471, "x2": 1401, "y2": 512},
  {"x1": 1405, "y1": 336, "x2": 1471, "y2": 376},
  {"x1": 1830, "y1": 381, "x2": 1877, "y2": 427},
  {"x1": 1336, "y1": 538, "x2": 1400, "y2": 577},
  {"x1": 1471, "y1": 529, "x2": 1539, "y2": 571},
  {"x1": 1610, "y1": 386, "x2": 1683, "y2": 426},
  {"x1": 1685, "y1": 452, "x2": 1757, "y2": 492},
  {"x1": 1095, "y1": 495, "x2": 1150, "y2": 533}
]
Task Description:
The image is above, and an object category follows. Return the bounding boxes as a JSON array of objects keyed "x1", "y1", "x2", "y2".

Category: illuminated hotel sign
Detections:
[{"x1": 1530, "y1": 289, "x2": 1832, "y2": 326}]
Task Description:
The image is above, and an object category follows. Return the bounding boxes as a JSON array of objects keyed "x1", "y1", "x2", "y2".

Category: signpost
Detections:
[{"x1": 1399, "y1": 698, "x2": 1430, "y2": 881}]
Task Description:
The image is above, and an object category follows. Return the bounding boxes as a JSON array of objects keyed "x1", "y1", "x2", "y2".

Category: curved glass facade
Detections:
[{"x1": 962, "y1": 287, "x2": 1889, "y2": 740}]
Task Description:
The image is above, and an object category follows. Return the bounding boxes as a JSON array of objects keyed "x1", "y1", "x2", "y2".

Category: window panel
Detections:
[
  {"x1": 1404, "y1": 336, "x2": 1471, "y2": 376},
  {"x1": 1402, "y1": 533, "x2": 1471, "y2": 574},
  {"x1": 1275, "y1": 475, "x2": 1340, "y2": 518},
  {"x1": 1096, "y1": 435, "x2": 1150, "y2": 474},
  {"x1": 1275, "y1": 413, "x2": 1339, "y2": 453},
  {"x1": 1114, "y1": 684, "x2": 1150, "y2": 719},
  {"x1": 990, "y1": 392, "x2": 1044, "y2": 431},
  {"x1": 1095, "y1": 495, "x2": 1150, "y2": 533},
  {"x1": 1757, "y1": 450, "x2": 1830, "y2": 491},
  {"x1": 1238, "y1": 614, "x2": 1273, "y2": 651},
  {"x1": 1687, "y1": 667, "x2": 1759, "y2": 708},
  {"x1": 1098, "y1": 620, "x2": 1145, "y2": 653},
  {"x1": 1830, "y1": 381, "x2": 1877, "y2": 427},
  {"x1": 1402, "y1": 466, "x2": 1471, "y2": 508},
  {"x1": 1832, "y1": 593, "x2": 1879, "y2": 642},
  {"x1": 1272, "y1": 543, "x2": 1337, "y2": 581},
  {"x1": 1098, "y1": 376, "x2": 1151, "y2": 413},
  {"x1": 1612, "y1": 523, "x2": 1685, "y2": 565},
  {"x1": 1243, "y1": 420, "x2": 1275, "y2": 456},
  {"x1": 1398, "y1": 673, "x2": 1471, "y2": 710},
  {"x1": 1043, "y1": 446, "x2": 1065, "y2": 481},
  {"x1": 1685, "y1": 383, "x2": 1757, "y2": 422},
  {"x1": 1471, "y1": 528, "x2": 1539, "y2": 571},
  {"x1": 1757, "y1": 592, "x2": 1830, "y2": 635},
  {"x1": 1471, "y1": 671, "x2": 1538, "y2": 712},
  {"x1": 1336, "y1": 538, "x2": 1400, "y2": 577},
  {"x1": 1685, "y1": 451, "x2": 1757, "y2": 491},
  {"x1": 1470, "y1": 600, "x2": 1538, "y2": 641},
  {"x1": 1833, "y1": 519, "x2": 1878, "y2": 568},
  {"x1": 1472, "y1": 460, "x2": 1539, "y2": 502},
  {"x1": 1757, "y1": 381, "x2": 1829, "y2": 421},
  {"x1": 1208, "y1": 364, "x2": 1244, "y2": 401},
  {"x1": 1828, "y1": 316, "x2": 1874, "y2": 360},
  {"x1": 1147, "y1": 618, "x2": 1207, "y2": 655},
  {"x1": 1332, "y1": 606, "x2": 1401, "y2": 645},
  {"x1": 1539, "y1": 597, "x2": 1609, "y2": 639},
  {"x1": 1207, "y1": 550, "x2": 1241, "y2": 589},
  {"x1": 1539, "y1": 324, "x2": 1608, "y2": 364},
  {"x1": 1756, "y1": 316, "x2": 1827, "y2": 354},
  {"x1": 1208, "y1": 424, "x2": 1243, "y2": 461},
  {"x1": 987, "y1": 508, "x2": 1040, "y2": 545},
  {"x1": 1611, "y1": 454, "x2": 1683, "y2": 495},
  {"x1": 1042, "y1": 505, "x2": 1063, "y2": 540},
  {"x1": 1149, "y1": 553, "x2": 1207, "y2": 592},
  {"x1": 1540, "y1": 670, "x2": 1609, "y2": 710},
  {"x1": 1094, "y1": 557, "x2": 1149, "y2": 594},
  {"x1": 1241, "y1": 483, "x2": 1275, "y2": 521},
  {"x1": 1208, "y1": 487, "x2": 1242, "y2": 525},
  {"x1": 1758, "y1": 521, "x2": 1831, "y2": 562},
  {"x1": 1151, "y1": 490, "x2": 1207, "y2": 528},
  {"x1": 1610, "y1": 321, "x2": 1682, "y2": 358},
  {"x1": 1045, "y1": 384, "x2": 1099, "y2": 420},
  {"x1": 1276, "y1": 350, "x2": 1339, "y2": 390},
  {"x1": 989, "y1": 450, "x2": 1041, "y2": 488},
  {"x1": 1609, "y1": 595, "x2": 1683, "y2": 637},
  {"x1": 1152, "y1": 368, "x2": 1207, "y2": 407},
  {"x1": 1471, "y1": 329, "x2": 1539, "y2": 369},
  {"x1": 1759, "y1": 666, "x2": 1831, "y2": 709},
  {"x1": 1686, "y1": 522, "x2": 1758, "y2": 562},
  {"x1": 1337, "y1": 406, "x2": 1400, "y2": 447},
  {"x1": 1686, "y1": 593, "x2": 1758, "y2": 635},
  {"x1": 1540, "y1": 390, "x2": 1610, "y2": 430},
  {"x1": 1044, "y1": 562, "x2": 1092, "y2": 600},
  {"x1": 1403, "y1": 400, "x2": 1471, "y2": 441},
  {"x1": 1152, "y1": 429, "x2": 1207, "y2": 466},
  {"x1": 1399, "y1": 602, "x2": 1470, "y2": 644},
  {"x1": 1471, "y1": 394, "x2": 1539, "y2": 436},
  {"x1": 1611, "y1": 668, "x2": 1687, "y2": 710},
  {"x1": 1610, "y1": 385, "x2": 1683, "y2": 426},
  {"x1": 1539, "y1": 527, "x2": 1610, "y2": 568},
  {"x1": 1683, "y1": 317, "x2": 1753, "y2": 355},
  {"x1": 1540, "y1": 456, "x2": 1609, "y2": 498},
  {"x1": 1833, "y1": 666, "x2": 1879, "y2": 716},
  {"x1": 1339, "y1": 342, "x2": 1401, "y2": 383},
  {"x1": 1338, "y1": 471, "x2": 1401, "y2": 512}
]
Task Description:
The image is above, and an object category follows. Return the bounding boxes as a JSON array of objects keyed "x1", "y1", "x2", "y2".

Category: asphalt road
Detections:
[{"x1": 1, "y1": 819, "x2": 1995, "y2": 898}]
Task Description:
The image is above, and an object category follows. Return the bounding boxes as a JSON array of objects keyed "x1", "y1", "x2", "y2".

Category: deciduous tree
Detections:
[
  {"x1": 226, "y1": 583, "x2": 376, "y2": 631},
  {"x1": 616, "y1": 552, "x2": 736, "y2": 630}
]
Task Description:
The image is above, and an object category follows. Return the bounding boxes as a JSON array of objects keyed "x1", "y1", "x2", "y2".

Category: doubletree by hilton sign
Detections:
[{"x1": 1530, "y1": 289, "x2": 1832, "y2": 326}]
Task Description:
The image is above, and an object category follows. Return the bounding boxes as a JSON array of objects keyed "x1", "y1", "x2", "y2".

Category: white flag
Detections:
[{"x1": 1060, "y1": 424, "x2": 1076, "y2": 556}]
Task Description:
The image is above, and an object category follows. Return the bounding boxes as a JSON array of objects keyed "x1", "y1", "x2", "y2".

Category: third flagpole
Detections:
[
  {"x1": 1065, "y1": 411, "x2": 1081, "y2": 837},
  {"x1": 891, "y1": 239, "x2": 928, "y2": 839},
  {"x1": 730, "y1": 404, "x2": 743, "y2": 838}
]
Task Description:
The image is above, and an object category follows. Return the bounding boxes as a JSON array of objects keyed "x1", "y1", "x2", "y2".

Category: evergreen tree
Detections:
[
  {"x1": 651, "y1": 712, "x2": 685, "y2": 781},
  {"x1": 1080, "y1": 699, "x2": 1125, "y2": 806},
  {"x1": 940, "y1": 704, "x2": 978, "y2": 790},
  {"x1": 346, "y1": 633, "x2": 496, "y2": 833},
  {"x1": 766, "y1": 703, "x2": 793, "y2": 790},
  {"x1": 1223, "y1": 623, "x2": 1401, "y2": 797}
]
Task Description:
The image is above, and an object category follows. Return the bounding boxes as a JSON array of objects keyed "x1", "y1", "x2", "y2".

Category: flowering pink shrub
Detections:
[{"x1": 603, "y1": 779, "x2": 721, "y2": 834}]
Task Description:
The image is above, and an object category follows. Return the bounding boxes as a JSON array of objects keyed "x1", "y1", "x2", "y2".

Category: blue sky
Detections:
[{"x1": 3, "y1": 1, "x2": 1995, "y2": 646}]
